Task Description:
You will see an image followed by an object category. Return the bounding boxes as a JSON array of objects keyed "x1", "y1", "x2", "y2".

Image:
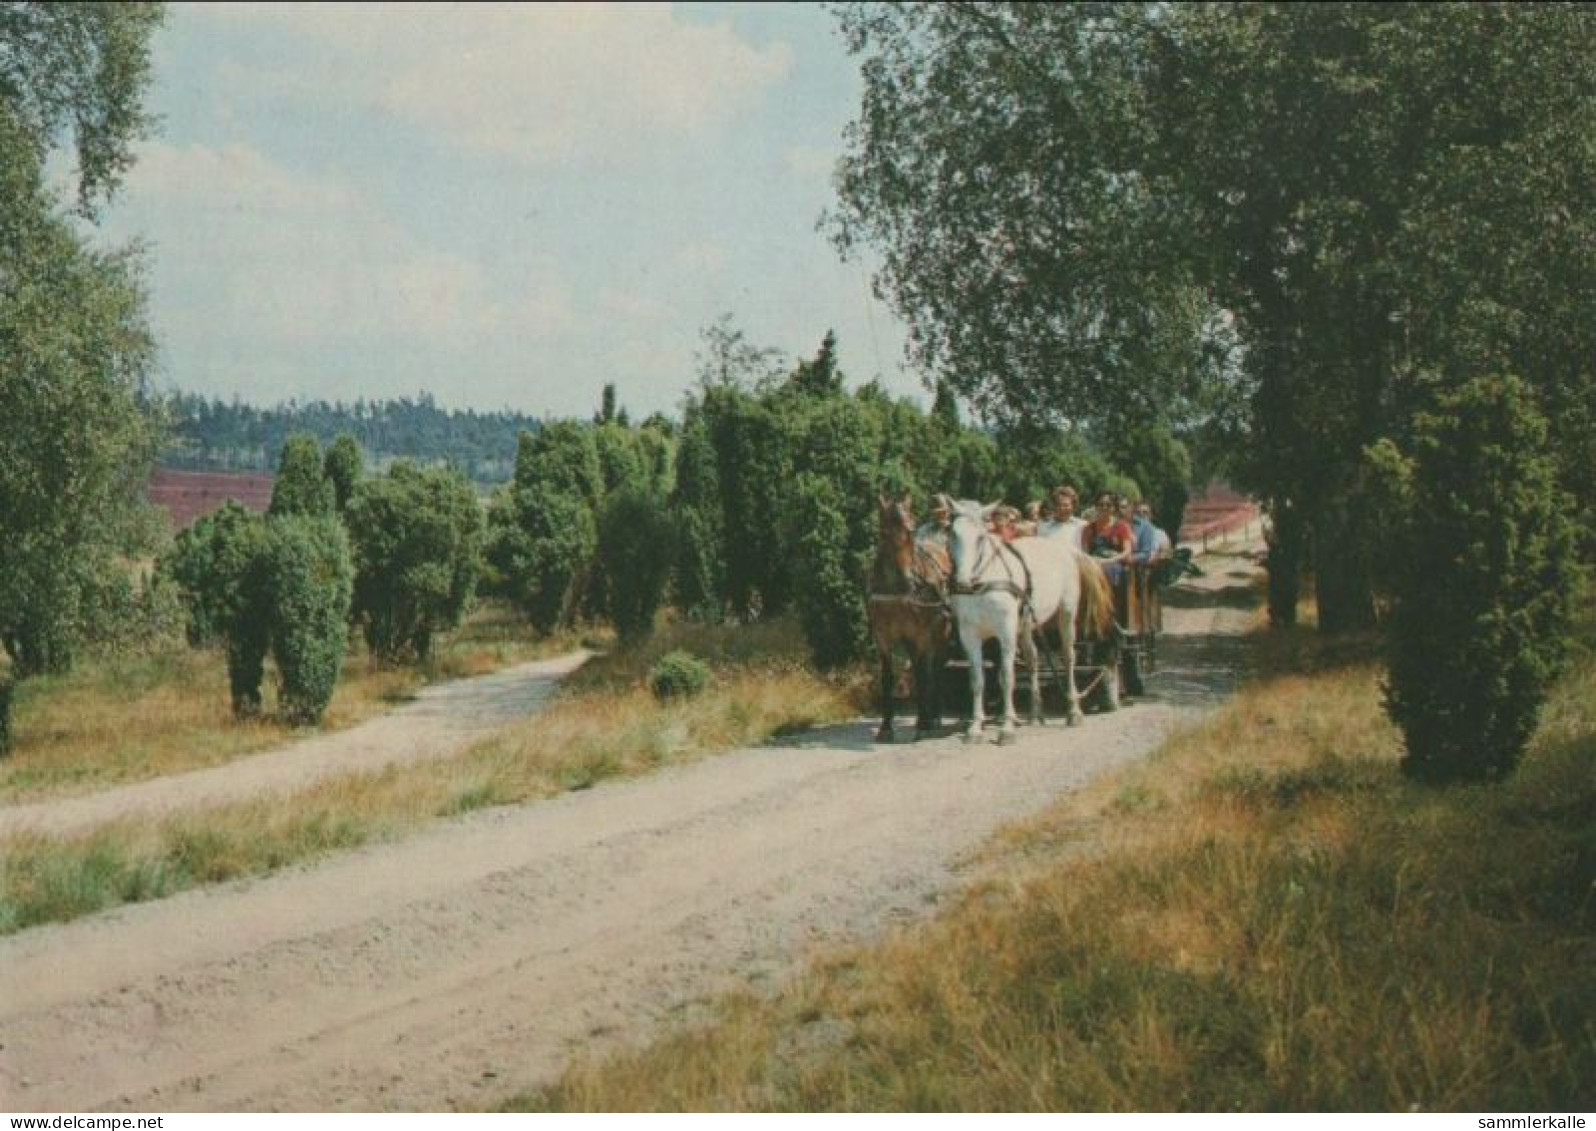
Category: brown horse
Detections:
[{"x1": 867, "y1": 495, "x2": 952, "y2": 742}]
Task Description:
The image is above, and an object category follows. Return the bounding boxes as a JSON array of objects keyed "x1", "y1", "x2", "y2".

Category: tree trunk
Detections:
[
  {"x1": 1312, "y1": 496, "x2": 1376, "y2": 634},
  {"x1": 1265, "y1": 499, "x2": 1304, "y2": 628}
]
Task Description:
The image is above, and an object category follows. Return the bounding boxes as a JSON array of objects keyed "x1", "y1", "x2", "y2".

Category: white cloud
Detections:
[
  {"x1": 119, "y1": 141, "x2": 509, "y2": 351},
  {"x1": 202, "y1": 3, "x2": 794, "y2": 166}
]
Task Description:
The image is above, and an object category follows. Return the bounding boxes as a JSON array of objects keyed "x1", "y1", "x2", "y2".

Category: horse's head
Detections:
[
  {"x1": 949, "y1": 500, "x2": 999, "y2": 589},
  {"x1": 874, "y1": 492, "x2": 917, "y2": 578}
]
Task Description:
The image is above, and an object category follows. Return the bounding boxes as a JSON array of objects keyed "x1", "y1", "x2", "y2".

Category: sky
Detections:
[{"x1": 95, "y1": 1, "x2": 917, "y2": 421}]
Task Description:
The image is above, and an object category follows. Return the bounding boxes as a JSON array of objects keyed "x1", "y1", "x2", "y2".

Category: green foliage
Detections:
[
  {"x1": 0, "y1": 679, "x2": 12, "y2": 757},
  {"x1": 516, "y1": 422, "x2": 604, "y2": 512},
  {"x1": 786, "y1": 473, "x2": 870, "y2": 670},
  {"x1": 705, "y1": 386, "x2": 795, "y2": 618},
  {"x1": 992, "y1": 426, "x2": 1118, "y2": 513},
  {"x1": 268, "y1": 433, "x2": 334, "y2": 517},
  {"x1": 345, "y1": 462, "x2": 483, "y2": 664},
  {"x1": 261, "y1": 515, "x2": 353, "y2": 725},
  {"x1": 162, "y1": 390, "x2": 540, "y2": 483},
  {"x1": 669, "y1": 409, "x2": 727, "y2": 620},
  {"x1": 1385, "y1": 376, "x2": 1579, "y2": 783},
  {"x1": 1107, "y1": 422, "x2": 1194, "y2": 538},
  {"x1": 158, "y1": 502, "x2": 265, "y2": 652},
  {"x1": 0, "y1": 4, "x2": 162, "y2": 680},
  {"x1": 831, "y1": 3, "x2": 1596, "y2": 632},
  {"x1": 159, "y1": 503, "x2": 356, "y2": 723},
  {"x1": 0, "y1": 121, "x2": 162, "y2": 675},
  {"x1": 648, "y1": 650, "x2": 710, "y2": 702},
  {"x1": 790, "y1": 330, "x2": 843, "y2": 397},
  {"x1": 322, "y1": 433, "x2": 364, "y2": 514},
  {"x1": 0, "y1": 4, "x2": 163, "y2": 216},
  {"x1": 488, "y1": 424, "x2": 605, "y2": 635},
  {"x1": 597, "y1": 485, "x2": 676, "y2": 643}
]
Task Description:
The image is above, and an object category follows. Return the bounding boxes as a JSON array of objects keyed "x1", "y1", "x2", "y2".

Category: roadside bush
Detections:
[
  {"x1": 156, "y1": 501, "x2": 272, "y2": 715},
  {"x1": 669, "y1": 410, "x2": 726, "y2": 621},
  {"x1": 490, "y1": 489, "x2": 596, "y2": 636},
  {"x1": 488, "y1": 426, "x2": 603, "y2": 635},
  {"x1": 1385, "y1": 374, "x2": 1580, "y2": 783},
  {"x1": 346, "y1": 462, "x2": 482, "y2": 664},
  {"x1": 598, "y1": 485, "x2": 676, "y2": 643},
  {"x1": 262, "y1": 515, "x2": 353, "y2": 724},
  {"x1": 0, "y1": 678, "x2": 12, "y2": 757},
  {"x1": 787, "y1": 472, "x2": 871, "y2": 670},
  {"x1": 649, "y1": 650, "x2": 710, "y2": 702}
]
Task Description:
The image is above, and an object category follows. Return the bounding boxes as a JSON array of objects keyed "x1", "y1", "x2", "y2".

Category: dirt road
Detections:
[{"x1": 0, "y1": 557, "x2": 1260, "y2": 1113}]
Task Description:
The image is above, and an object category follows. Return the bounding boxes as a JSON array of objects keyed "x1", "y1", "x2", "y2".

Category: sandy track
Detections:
[
  {"x1": 0, "y1": 559, "x2": 1259, "y2": 1113},
  {"x1": 0, "y1": 652, "x2": 592, "y2": 841}
]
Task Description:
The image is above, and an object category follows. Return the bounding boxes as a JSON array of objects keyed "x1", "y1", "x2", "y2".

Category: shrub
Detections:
[
  {"x1": 649, "y1": 650, "x2": 711, "y2": 702},
  {"x1": 346, "y1": 462, "x2": 482, "y2": 663},
  {"x1": 261, "y1": 515, "x2": 353, "y2": 724},
  {"x1": 488, "y1": 426, "x2": 603, "y2": 634},
  {"x1": 490, "y1": 489, "x2": 597, "y2": 636},
  {"x1": 156, "y1": 501, "x2": 272, "y2": 714},
  {"x1": 669, "y1": 411, "x2": 726, "y2": 620},
  {"x1": 268, "y1": 433, "x2": 334, "y2": 517},
  {"x1": 787, "y1": 472, "x2": 871, "y2": 670},
  {"x1": 598, "y1": 485, "x2": 676, "y2": 643},
  {"x1": 322, "y1": 433, "x2": 364, "y2": 515},
  {"x1": 1385, "y1": 374, "x2": 1580, "y2": 783}
]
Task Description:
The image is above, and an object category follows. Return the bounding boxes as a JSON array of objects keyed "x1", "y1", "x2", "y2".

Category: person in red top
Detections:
[{"x1": 1084, "y1": 492, "x2": 1133, "y2": 583}]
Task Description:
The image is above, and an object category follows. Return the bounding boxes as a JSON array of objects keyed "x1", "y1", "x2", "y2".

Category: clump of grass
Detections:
[
  {"x1": 0, "y1": 619, "x2": 855, "y2": 935},
  {"x1": 512, "y1": 615, "x2": 1596, "y2": 1112}
]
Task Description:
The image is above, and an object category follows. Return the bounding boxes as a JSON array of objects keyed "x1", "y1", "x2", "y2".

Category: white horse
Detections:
[{"x1": 947, "y1": 500, "x2": 1116, "y2": 744}]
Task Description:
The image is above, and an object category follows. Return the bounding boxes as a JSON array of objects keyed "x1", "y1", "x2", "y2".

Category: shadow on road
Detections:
[{"x1": 1161, "y1": 582, "x2": 1263, "y2": 611}]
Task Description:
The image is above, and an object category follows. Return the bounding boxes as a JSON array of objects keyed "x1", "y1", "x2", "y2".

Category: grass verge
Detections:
[
  {"x1": 509, "y1": 619, "x2": 1595, "y2": 1111},
  {"x1": 0, "y1": 615, "x2": 857, "y2": 934},
  {"x1": 0, "y1": 600, "x2": 578, "y2": 801}
]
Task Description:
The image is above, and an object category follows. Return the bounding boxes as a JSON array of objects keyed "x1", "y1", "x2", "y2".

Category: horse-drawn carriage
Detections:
[
  {"x1": 870, "y1": 496, "x2": 1162, "y2": 744},
  {"x1": 1073, "y1": 559, "x2": 1160, "y2": 705}
]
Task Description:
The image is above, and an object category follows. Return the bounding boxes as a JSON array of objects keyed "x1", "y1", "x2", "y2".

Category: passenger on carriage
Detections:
[
  {"x1": 990, "y1": 504, "x2": 1023, "y2": 543},
  {"x1": 1085, "y1": 492, "x2": 1133, "y2": 583},
  {"x1": 1129, "y1": 498, "x2": 1161, "y2": 567},
  {"x1": 1036, "y1": 484, "x2": 1087, "y2": 543},
  {"x1": 915, "y1": 492, "x2": 954, "y2": 549},
  {"x1": 1135, "y1": 501, "x2": 1173, "y2": 563}
]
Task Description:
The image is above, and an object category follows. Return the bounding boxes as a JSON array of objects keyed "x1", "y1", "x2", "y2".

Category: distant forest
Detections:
[{"x1": 156, "y1": 391, "x2": 545, "y2": 483}]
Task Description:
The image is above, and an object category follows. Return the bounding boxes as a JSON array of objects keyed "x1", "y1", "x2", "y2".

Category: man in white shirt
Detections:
[{"x1": 1036, "y1": 484, "x2": 1087, "y2": 545}]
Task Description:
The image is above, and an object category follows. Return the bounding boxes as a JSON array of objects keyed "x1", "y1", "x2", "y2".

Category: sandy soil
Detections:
[{"x1": 0, "y1": 554, "x2": 1261, "y2": 1113}]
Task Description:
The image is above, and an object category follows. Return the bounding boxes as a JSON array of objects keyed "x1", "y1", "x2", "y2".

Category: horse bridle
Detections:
[{"x1": 951, "y1": 530, "x2": 1030, "y2": 601}]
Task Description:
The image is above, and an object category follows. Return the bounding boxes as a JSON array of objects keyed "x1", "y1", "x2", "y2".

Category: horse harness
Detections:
[
  {"x1": 950, "y1": 532, "x2": 1032, "y2": 602},
  {"x1": 867, "y1": 543, "x2": 954, "y2": 614},
  {"x1": 952, "y1": 532, "x2": 1080, "y2": 698}
]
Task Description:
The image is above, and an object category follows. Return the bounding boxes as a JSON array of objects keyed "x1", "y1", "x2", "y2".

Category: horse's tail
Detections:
[{"x1": 1074, "y1": 550, "x2": 1116, "y2": 641}]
